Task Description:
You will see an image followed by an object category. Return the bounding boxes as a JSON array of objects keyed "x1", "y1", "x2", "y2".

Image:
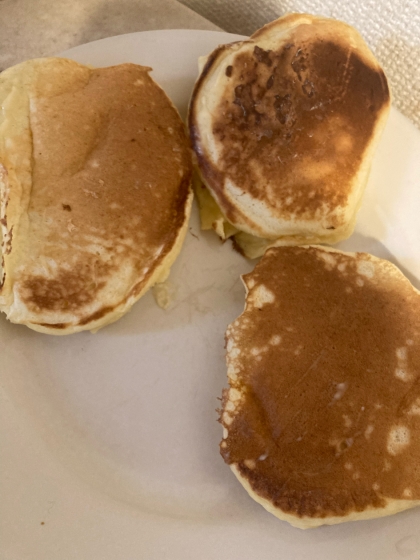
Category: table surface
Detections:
[{"x1": 0, "y1": 0, "x2": 220, "y2": 70}]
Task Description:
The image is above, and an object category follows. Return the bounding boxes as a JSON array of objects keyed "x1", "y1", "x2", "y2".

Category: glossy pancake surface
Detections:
[
  {"x1": 190, "y1": 15, "x2": 390, "y2": 257},
  {"x1": 0, "y1": 58, "x2": 193, "y2": 334},
  {"x1": 221, "y1": 246, "x2": 420, "y2": 527}
]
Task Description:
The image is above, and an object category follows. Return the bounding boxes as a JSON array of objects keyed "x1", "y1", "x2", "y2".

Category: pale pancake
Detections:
[
  {"x1": 189, "y1": 14, "x2": 391, "y2": 258},
  {"x1": 221, "y1": 246, "x2": 420, "y2": 528},
  {"x1": 0, "y1": 58, "x2": 193, "y2": 334}
]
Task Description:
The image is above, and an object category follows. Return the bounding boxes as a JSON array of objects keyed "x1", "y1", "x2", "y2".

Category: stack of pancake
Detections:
[{"x1": 189, "y1": 14, "x2": 390, "y2": 258}]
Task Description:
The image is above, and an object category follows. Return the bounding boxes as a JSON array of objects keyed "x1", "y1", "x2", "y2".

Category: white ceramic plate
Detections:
[{"x1": 1, "y1": 30, "x2": 420, "y2": 560}]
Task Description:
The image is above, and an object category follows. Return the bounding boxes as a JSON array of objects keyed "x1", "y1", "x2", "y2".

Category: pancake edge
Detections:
[{"x1": 230, "y1": 463, "x2": 420, "y2": 529}]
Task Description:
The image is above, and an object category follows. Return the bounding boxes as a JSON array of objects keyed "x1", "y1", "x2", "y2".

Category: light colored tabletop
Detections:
[{"x1": 0, "y1": 0, "x2": 220, "y2": 70}]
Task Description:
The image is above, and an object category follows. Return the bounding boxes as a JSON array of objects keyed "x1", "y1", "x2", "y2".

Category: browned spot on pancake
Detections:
[
  {"x1": 21, "y1": 268, "x2": 108, "y2": 312},
  {"x1": 78, "y1": 305, "x2": 114, "y2": 326},
  {"x1": 206, "y1": 39, "x2": 389, "y2": 225},
  {"x1": 221, "y1": 247, "x2": 420, "y2": 519},
  {"x1": 3, "y1": 225, "x2": 13, "y2": 255},
  {"x1": 253, "y1": 46, "x2": 273, "y2": 67},
  {"x1": 36, "y1": 322, "x2": 67, "y2": 329}
]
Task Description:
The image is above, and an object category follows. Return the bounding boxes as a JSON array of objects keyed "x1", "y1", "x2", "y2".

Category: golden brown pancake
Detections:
[
  {"x1": 0, "y1": 58, "x2": 193, "y2": 334},
  {"x1": 189, "y1": 14, "x2": 391, "y2": 258},
  {"x1": 221, "y1": 246, "x2": 420, "y2": 528}
]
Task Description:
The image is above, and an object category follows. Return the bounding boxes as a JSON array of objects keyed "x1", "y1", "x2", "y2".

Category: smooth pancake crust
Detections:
[
  {"x1": 220, "y1": 246, "x2": 420, "y2": 528},
  {"x1": 189, "y1": 14, "x2": 391, "y2": 258},
  {"x1": 0, "y1": 58, "x2": 193, "y2": 334}
]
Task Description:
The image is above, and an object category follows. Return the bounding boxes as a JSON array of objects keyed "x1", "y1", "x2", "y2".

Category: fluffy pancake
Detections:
[
  {"x1": 220, "y1": 246, "x2": 420, "y2": 528},
  {"x1": 189, "y1": 14, "x2": 391, "y2": 258},
  {"x1": 0, "y1": 58, "x2": 193, "y2": 334}
]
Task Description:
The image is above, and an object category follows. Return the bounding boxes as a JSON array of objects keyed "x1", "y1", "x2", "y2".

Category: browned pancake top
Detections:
[
  {"x1": 193, "y1": 25, "x2": 389, "y2": 228},
  {"x1": 221, "y1": 247, "x2": 420, "y2": 519},
  {"x1": 16, "y1": 63, "x2": 191, "y2": 324}
]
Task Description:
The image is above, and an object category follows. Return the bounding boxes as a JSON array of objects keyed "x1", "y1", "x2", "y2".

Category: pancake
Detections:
[
  {"x1": 0, "y1": 58, "x2": 193, "y2": 334},
  {"x1": 220, "y1": 246, "x2": 420, "y2": 528},
  {"x1": 189, "y1": 14, "x2": 391, "y2": 258}
]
